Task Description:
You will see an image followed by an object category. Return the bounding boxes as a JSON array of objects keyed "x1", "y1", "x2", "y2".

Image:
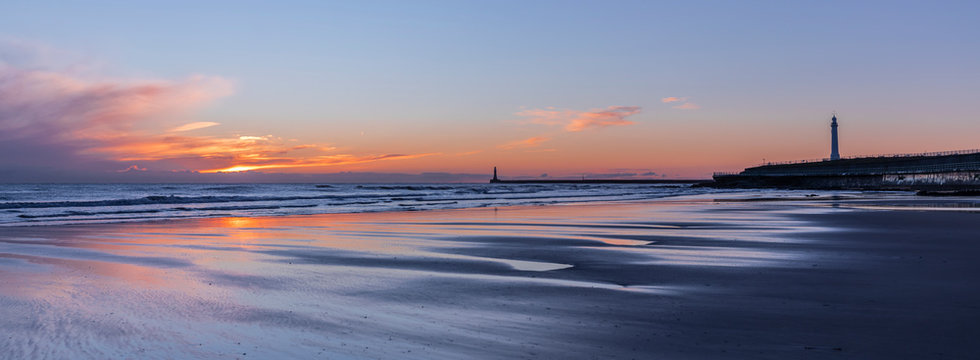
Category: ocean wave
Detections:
[
  {"x1": 0, "y1": 183, "x2": 709, "y2": 226},
  {"x1": 201, "y1": 185, "x2": 257, "y2": 191},
  {"x1": 13, "y1": 204, "x2": 318, "y2": 220},
  {"x1": 325, "y1": 201, "x2": 382, "y2": 206},
  {"x1": 356, "y1": 185, "x2": 457, "y2": 191},
  {"x1": 17, "y1": 209, "x2": 163, "y2": 219},
  {"x1": 408, "y1": 192, "x2": 638, "y2": 203},
  {"x1": 0, "y1": 193, "x2": 410, "y2": 210},
  {"x1": 175, "y1": 204, "x2": 319, "y2": 211},
  {"x1": 15, "y1": 214, "x2": 223, "y2": 224}
]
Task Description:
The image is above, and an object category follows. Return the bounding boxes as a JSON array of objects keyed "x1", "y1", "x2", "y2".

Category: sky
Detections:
[{"x1": 1, "y1": 0, "x2": 978, "y2": 182}]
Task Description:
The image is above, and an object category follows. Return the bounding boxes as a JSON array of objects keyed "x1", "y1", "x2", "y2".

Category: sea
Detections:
[{"x1": 0, "y1": 183, "x2": 722, "y2": 226}]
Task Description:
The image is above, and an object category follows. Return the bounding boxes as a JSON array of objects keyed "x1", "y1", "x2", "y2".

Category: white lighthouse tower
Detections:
[{"x1": 830, "y1": 113, "x2": 841, "y2": 160}]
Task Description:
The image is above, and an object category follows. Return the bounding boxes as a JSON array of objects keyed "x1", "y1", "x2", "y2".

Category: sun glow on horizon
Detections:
[{"x1": 202, "y1": 165, "x2": 283, "y2": 173}]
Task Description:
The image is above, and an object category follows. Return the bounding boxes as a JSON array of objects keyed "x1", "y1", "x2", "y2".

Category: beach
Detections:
[{"x1": 1, "y1": 192, "x2": 978, "y2": 359}]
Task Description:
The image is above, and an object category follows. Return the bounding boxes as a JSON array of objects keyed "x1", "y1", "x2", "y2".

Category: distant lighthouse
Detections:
[{"x1": 830, "y1": 113, "x2": 841, "y2": 160}]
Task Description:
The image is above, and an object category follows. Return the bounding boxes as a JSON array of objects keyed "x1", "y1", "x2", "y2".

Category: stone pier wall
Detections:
[{"x1": 712, "y1": 171, "x2": 980, "y2": 190}]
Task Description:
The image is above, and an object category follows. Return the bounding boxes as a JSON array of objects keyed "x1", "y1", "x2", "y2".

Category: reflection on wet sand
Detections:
[{"x1": 1, "y1": 195, "x2": 977, "y2": 358}]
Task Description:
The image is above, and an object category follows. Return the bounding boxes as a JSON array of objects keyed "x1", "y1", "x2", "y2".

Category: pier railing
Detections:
[
  {"x1": 714, "y1": 150, "x2": 980, "y2": 178},
  {"x1": 757, "y1": 148, "x2": 980, "y2": 167},
  {"x1": 736, "y1": 161, "x2": 980, "y2": 177}
]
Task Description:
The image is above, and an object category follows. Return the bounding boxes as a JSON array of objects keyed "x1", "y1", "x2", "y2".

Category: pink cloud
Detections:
[
  {"x1": 517, "y1": 106, "x2": 641, "y2": 132},
  {"x1": 0, "y1": 64, "x2": 233, "y2": 140},
  {"x1": 566, "y1": 106, "x2": 640, "y2": 131},
  {"x1": 661, "y1": 96, "x2": 700, "y2": 110},
  {"x1": 116, "y1": 165, "x2": 147, "y2": 172},
  {"x1": 170, "y1": 121, "x2": 220, "y2": 132},
  {"x1": 0, "y1": 49, "x2": 434, "y2": 176},
  {"x1": 202, "y1": 153, "x2": 439, "y2": 173},
  {"x1": 498, "y1": 136, "x2": 550, "y2": 149}
]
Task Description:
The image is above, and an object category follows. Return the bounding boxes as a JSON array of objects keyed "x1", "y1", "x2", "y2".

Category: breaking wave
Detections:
[{"x1": 0, "y1": 183, "x2": 713, "y2": 226}]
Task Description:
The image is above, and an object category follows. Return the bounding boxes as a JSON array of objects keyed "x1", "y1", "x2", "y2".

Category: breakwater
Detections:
[
  {"x1": 490, "y1": 179, "x2": 706, "y2": 184},
  {"x1": 712, "y1": 150, "x2": 980, "y2": 190}
]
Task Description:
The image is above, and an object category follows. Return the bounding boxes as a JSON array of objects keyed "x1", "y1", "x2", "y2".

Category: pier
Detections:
[
  {"x1": 490, "y1": 167, "x2": 708, "y2": 184},
  {"x1": 710, "y1": 114, "x2": 980, "y2": 191},
  {"x1": 490, "y1": 178, "x2": 709, "y2": 184}
]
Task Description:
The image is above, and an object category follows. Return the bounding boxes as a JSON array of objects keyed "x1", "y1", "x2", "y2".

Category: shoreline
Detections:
[
  {"x1": 8, "y1": 188, "x2": 977, "y2": 229},
  {"x1": 0, "y1": 183, "x2": 718, "y2": 228},
  {"x1": 1, "y1": 192, "x2": 978, "y2": 358}
]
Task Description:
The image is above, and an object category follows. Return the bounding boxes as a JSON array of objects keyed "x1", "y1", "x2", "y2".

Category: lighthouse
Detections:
[{"x1": 830, "y1": 114, "x2": 840, "y2": 160}]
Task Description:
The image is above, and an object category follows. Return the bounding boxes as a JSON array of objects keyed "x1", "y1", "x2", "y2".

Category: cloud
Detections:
[
  {"x1": 201, "y1": 153, "x2": 438, "y2": 173},
  {"x1": 498, "y1": 136, "x2": 550, "y2": 149},
  {"x1": 0, "y1": 66, "x2": 234, "y2": 138},
  {"x1": 116, "y1": 165, "x2": 147, "y2": 172},
  {"x1": 661, "y1": 96, "x2": 699, "y2": 110},
  {"x1": 0, "y1": 43, "x2": 435, "y2": 179},
  {"x1": 0, "y1": 59, "x2": 234, "y2": 173},
  {"x1": 170, "y1": 121, "x2": 220, "y2": 132},
  {"x1": 517, "y1": 106, "x2": 641, "y2": 132},
  {"x1": 673, "y1": 102, "x2": 700, "y2": 110}
]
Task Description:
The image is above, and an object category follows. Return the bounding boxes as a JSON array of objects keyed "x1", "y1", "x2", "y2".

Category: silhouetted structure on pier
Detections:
[
  {"x1": 712, "y1": 114, "x2": 980, "y2": 190},
  {"x1": 830, "y1": 113, "x2": 841, "y2": 160}
]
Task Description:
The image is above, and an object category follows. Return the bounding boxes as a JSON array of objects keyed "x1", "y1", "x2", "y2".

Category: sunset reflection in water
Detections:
[{"x1": 0, "y1": 200, "x2": 826, "y2": 358}]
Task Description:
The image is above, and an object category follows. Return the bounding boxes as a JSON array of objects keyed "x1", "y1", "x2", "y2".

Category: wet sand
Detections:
[{"x1": 1, "y1": 193, "x2": 978, "y2": 359}]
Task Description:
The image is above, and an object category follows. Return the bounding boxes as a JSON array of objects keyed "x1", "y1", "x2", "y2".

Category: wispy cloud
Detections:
[
  {"x1": 498, "y1": 136, "x2": 550, "y2": 149},
  {"x1": 170, "y1": 122, "x2": 220, "y2": 132},
  {"x1": 116, "y1": 165, "x2": 147, "y2": 172},
  {"x1": 202, "y1": 153, "x2": 438, "y2": 173},
  {"x1": 662, "y1": 96, "x2": 700, "y2": 110},
  {"x1": 517, "y1": 106, "x2": 641, "y2": 132}
]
